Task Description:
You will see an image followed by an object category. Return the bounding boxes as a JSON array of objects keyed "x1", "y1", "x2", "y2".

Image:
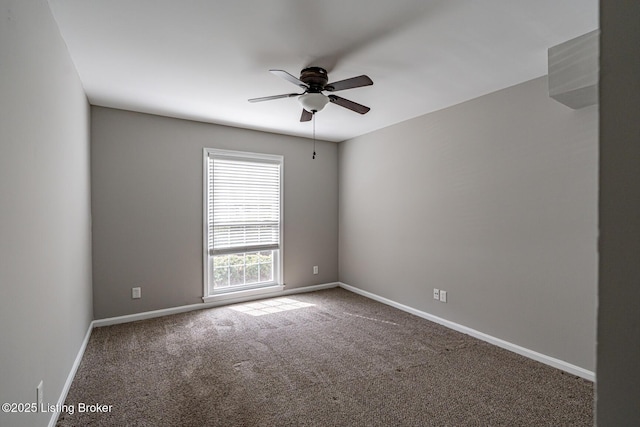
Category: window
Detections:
[{"x1": 203, "y1": 148, "x2": 283, "y2": 300}]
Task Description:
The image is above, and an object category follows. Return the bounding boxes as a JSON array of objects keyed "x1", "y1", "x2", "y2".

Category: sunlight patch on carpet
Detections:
[{"x1": 229, "y1": 297, "x2": 315, "y2": 316}]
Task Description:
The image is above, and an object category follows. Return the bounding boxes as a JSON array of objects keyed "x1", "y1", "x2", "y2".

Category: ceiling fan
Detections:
[{"x1": 248, "y1": 67, "x2": 373, "y2": 122}]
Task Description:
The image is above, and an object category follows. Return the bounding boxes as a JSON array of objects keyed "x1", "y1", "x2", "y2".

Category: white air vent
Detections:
[{"x1": 548, "y1": 30, "x2": 599, "y2": 109}]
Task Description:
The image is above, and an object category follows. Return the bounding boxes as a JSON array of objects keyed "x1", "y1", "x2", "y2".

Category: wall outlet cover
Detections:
[
  {"x1": 433, "y1": 289, "x2": 440, "y2": 300},
  {"x1": 440, "y1": 290, "x2": 447, "y2": 303},
  {"x1": 37, "y1": 381, "x2": 43, "y2": 410}
]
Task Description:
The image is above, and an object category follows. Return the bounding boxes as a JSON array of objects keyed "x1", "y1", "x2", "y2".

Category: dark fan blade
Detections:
[
  {"x1": 328, "y1": 95, "x2": 370, "y2": 114},
  {"x1": 248, "y1": 93, "x2": 300, "y2": 103},
  {"x1": 300, "y1": 109, "x2": 313, "y2": 122},
  {"x1": 270, "y1": 69, "x2": 309, "y2": 89},
  {"x1": 325, "y1": 75, "x2": 373, "y2": 92}
]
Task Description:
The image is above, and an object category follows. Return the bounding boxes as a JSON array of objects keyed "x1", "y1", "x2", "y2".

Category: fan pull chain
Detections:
[{"x1": 312, "y1": 111, "x2": 317, "y2": 159}]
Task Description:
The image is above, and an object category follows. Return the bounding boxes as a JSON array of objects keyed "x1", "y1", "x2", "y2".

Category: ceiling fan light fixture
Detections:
[
  {"x1": 298, "y1": 93, "x2": 329, "y2": 113},
  {"x1": 249, "y1": 68, "x2": 372, "y2": 121}
]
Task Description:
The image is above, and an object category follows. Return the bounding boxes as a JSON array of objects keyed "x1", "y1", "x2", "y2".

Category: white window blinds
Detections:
[{"x1": 207, "y1": 153, "x2": 281, "y2": 256}]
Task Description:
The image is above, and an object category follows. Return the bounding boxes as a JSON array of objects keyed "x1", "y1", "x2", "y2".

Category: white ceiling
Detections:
[{"x1": 47, "y1": 0, "x2": 597, "y2": 142}]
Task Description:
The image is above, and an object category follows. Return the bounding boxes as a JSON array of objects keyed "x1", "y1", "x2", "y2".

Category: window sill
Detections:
[{"x1": 202, "y1": 284, "x2": 285, "y2": 304}]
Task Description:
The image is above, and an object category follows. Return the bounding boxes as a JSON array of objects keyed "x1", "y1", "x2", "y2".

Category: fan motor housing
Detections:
[{"x1": 300, "y1": 67, "x2": 328, "y2": 92}]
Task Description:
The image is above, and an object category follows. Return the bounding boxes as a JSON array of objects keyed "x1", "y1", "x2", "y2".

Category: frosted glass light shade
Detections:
[{"x1": 298, "y1": 93, "x2": 329, "y2": 112}]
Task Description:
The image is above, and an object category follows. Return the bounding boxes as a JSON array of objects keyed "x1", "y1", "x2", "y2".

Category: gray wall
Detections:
[
  {"x1": 597, "y1": 1, "x2": 640, "y2": 424},
  {"x1": 91, "y1": 107, "x2": 338, "y2": 319},
  {"x1": 339, "y1": 76, "x2": 598, "y2": 372},
  {"x1": 0, "y1": 1, "x2": 93, "y2": 426}
]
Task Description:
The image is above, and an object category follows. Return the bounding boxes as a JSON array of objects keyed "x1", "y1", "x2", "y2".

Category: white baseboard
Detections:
[
  {"x1": 93, "y1": 282, "x2": 340, "y2": 327},
  {"x1": 48, "y1": 321, "x2": 94, "y2": 427},
  {"x1": 338, "y1": 282, "x2": 595, "y2": 381}
]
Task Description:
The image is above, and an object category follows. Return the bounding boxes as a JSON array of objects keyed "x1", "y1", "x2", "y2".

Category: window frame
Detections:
[{"x1": 202, "y1": 148, "x2": 284, "y2": 302}]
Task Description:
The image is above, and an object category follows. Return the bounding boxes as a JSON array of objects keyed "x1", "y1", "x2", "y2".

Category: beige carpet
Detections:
[{"x1": 57, "y1": 288, "x2": 593, "y2": 426}]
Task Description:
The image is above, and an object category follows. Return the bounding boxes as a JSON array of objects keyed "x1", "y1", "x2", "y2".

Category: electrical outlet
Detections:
[
  {"x1": 37, "y1": 381, "x2": 43, "y2": 411},
  {"x1": 313, "y1": 266, "x2": 318, "y2": 275},
  {"x1": 132, "y1": 287, "x2": 141, "y2": 299},
  {"x1": 433, "y1": 288, "x2": 440, "y2": 300},
  {"x1": 440, "y1": 290, "x2": 447, "y2": 303}
]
